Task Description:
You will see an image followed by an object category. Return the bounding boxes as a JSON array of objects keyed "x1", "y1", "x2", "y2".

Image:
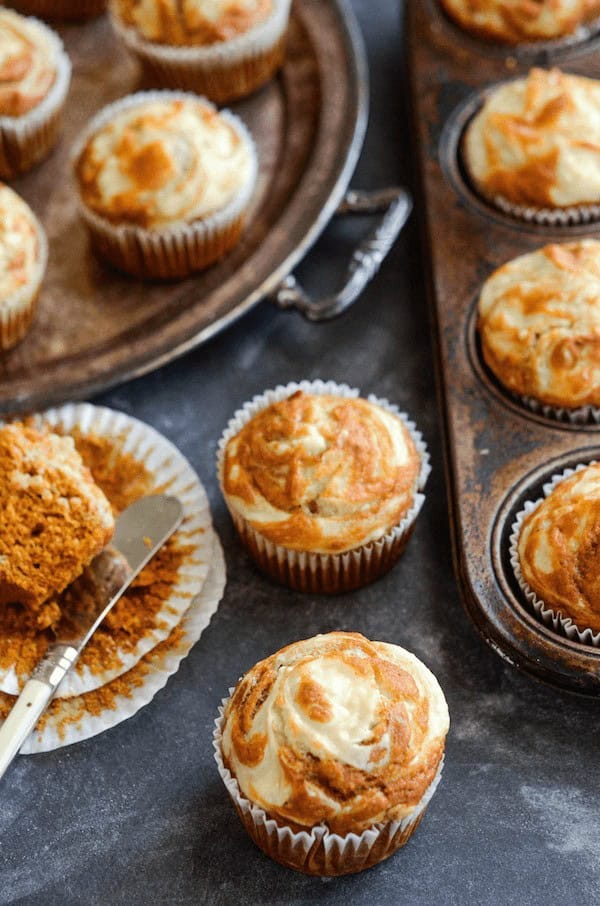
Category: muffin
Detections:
[
  {"x1": 463, "y1": 68, "x2": 600, "y2": 222},
  {"x1": 0, "y1": 183, "x2": 47, "y2": 351},
  {"x1": 513, "y1": 462, "x2": 600, "y2": 641},
  {"x1": 217, "y1": 381, "x2": 429, "y2": 593},
  {"x1": 109, "y1": 0, "x2": 291, "y2": 103},
  {"x1": 0, "y1": 423, "x2": 114, "y2": 628},
  {"x1": 72, "y1": 91, "x2": 258, "y2": 279},
  {"x1": 0, "y1": 8, "x2": 71, "y2": 178},
  {"x1": 439, "y1": 0, "x2": 600, "y2": 44},
  {"x1": 7, "y1": 0, "x2": 107, "y2": 21},
  {"x1": 215, "y1": 631, "x2": 450, "y2": 876},
  {"x1": 478, "y1": 240, "x2": 600, "y2": 413}
]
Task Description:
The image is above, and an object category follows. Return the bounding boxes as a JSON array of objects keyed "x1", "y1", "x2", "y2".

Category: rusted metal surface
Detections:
[
  {"x1": 0, "y1": 0, "x2": 368, "y2": 414},
  {"x1": 406, "y1": 1, "x2": 600, "y2": 694}
]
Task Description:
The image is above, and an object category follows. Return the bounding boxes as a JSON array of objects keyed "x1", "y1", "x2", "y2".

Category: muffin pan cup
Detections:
[{"x1": 406, "y1": 1, "x2": 600, "y2": 693}]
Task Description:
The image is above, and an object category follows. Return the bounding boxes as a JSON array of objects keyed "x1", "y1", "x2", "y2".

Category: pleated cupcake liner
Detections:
[
  {"x1": 10, "y1": 0, "x2": 106, "y2": 20},
  {"x1": 509, "y1": 462, "x2": 600, "y2": 647},
  {"x1": 488, "y1": 194, "x2": 600, "y2": 227},
  {"x1": 517, "y1": 392, "x2": 600, "y2": 426},
  {"x1": 213, "y1": 694, "x2": 444, "y2": 876},
  {"x1": 0, "y1": 209, "x2": 47, "y2": 352},
  {"x1": 109, "y1": 0, "x2": 291, "y2": 103},
  {"x1": 71, "y1": 90, "x2": 258, "y2": 279},
  {"x1": 217, "y1": 380, "x2": 430, "y2": 594},
  {"x1": 0, "y1": 17, "x2": 71, "y2": 179}
]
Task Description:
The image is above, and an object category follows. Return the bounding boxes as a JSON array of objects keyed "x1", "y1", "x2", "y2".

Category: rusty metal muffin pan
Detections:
[{"x1": 406, "y1": 1, "x2": 600, "y2": 694}]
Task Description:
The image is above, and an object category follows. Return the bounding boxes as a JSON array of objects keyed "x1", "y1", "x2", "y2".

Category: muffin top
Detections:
[
  {"x1": 0, "y1": 184, "x2": 44, "y2": 302},
  {"x1": 0, "y1": 9, "x2": 57, "y2": 117},
  {"x1": 439, "y1": 0, "x2": 600, "y2": 44},
  {"x1": 221, "y1": 632, "x2": 449, "y2": 834},
  {"x1": 221, "y1": 390, "x2": 421, "y2": 554},
  {"x1": 0, "y1": 423, "x2": 115, "y2": 611},
  {"x1": 518, "y1": 463, "x2": 600, "y2": 633},
  {"x1": 112, "y1": 0, "x2": 273, "y2": 46},
  {"x1": 478, "y1": 240, "x2": 600, "y2": 409},
  {"x1": 464, "y1": 68, "x2": 600, "y2": 208},
  {"x1": 75, "y1": 96, "x2": 255, "y2": 229}
]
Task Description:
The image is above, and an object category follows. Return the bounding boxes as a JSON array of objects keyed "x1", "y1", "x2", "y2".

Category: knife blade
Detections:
[{"x1": 0, "y1": 494, "x2": 183, "y2": 778}]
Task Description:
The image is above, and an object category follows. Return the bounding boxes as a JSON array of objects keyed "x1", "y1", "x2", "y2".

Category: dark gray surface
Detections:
[{"x1": 1, "y1": 2, "x2": 599, "y2": 904}]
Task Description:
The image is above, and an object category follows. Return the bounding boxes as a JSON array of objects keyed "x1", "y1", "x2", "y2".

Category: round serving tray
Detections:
[{"x1": 0, "y1": 0, "x2": 368, "y2": 414}]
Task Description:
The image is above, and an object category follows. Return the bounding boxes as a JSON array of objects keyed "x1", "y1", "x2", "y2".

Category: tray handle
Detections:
[{"x1": 270, "y1": 187, "x2": 412, "y2": 321}]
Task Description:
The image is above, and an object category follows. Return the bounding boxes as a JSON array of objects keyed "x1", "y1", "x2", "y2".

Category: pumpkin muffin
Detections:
[
  {"x1": 515, "y1": 462, "x2": 600, "y2": 639},
  {"x1": 7, "y1": 1, "x2": 107, "y2": 21},
  {"x1": 0, "y1": 183, "x2": 47, "y2": 352},
  {"x1": 0, "y1": 8, "x2": 71, "y2": 178},
  {"x1": 109, "y1": 0, "x2": 291, "y2": 103},
  {"x1": 463, "y1": 68, "x2": 600, "y2": 219},
  {"x1": 478, "y1": 240, "x2": 600, "y2": 412},
  {"x1": 0, "y1": 423, "x2": 114, "y2": 628},
  {"x1": 73, "y1": 91, "x2": 257, "y2": 279},
  {"x1": 215, "y1": 631, "x2": 450, "y2": 875},
  {"x1": 439, "y1": 0, "x2": 600, "y2": 44},
  {"x1": 218, "y1": 382, "x2": 429, "y2": 593}
]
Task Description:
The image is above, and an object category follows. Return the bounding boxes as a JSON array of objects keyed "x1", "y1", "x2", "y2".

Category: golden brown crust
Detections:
[
  {"x1": 0, "y1": 9, "x2": 56, "y2": 117},
  {"x1": 518, "y1": 463, "x2": 600, "y2": 633},
  {"x1": 478, "y1": 240, "x2": 600, "y2": 408},
  {"x1": 0, "y1": 424, "x2": 114, "y2": 612},
  {"x1": 439, "y1": 0, "x2": 600, "y2": 44},
  {"x1": 222, "y1": 391, "x2": 421, "y2": 554},
  {"x1": 112, "y1": 0, "x2": 272, "y2": 46},
  {"x1": 221, "y1": 632, "x2": 449, "y2": 835}
]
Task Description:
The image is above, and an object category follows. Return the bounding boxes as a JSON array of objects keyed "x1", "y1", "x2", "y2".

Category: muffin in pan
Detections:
[
  {"x1": 109, "y1": 0, "x2": 291, "y2": 103},
  {"x1": 0, "y1": 8, "x2": 71, "y2": 178},
  {"x1": 0, "y1": 183, "x2": 47, "y2": 351},
  {"x1": 217, "y1": 381, "x2": 429, "y2": 593},
  {"x1": 512, "y1": 462, "x2": 600, "y2": 643},
  {"x1": 478, "y1": 240, "x2": 600, "y2": 415},
  {"x1": 215, "y1": 631, "x2": 450, "y2": 876},
  {"x1": 463, "y1": 68, "x2": 600, "y2": 224},
  {"x1": 7, "y1": 0, "x2": 107, "y2": 21},
  {"x1": 72, "y1": 91, "x2": 258, "y2": 279},
  {"x1": 439, "y1": 0, "x2": 600, "y2": 44}
]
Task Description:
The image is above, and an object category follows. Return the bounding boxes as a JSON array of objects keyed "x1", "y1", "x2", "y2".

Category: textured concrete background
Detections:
[{"x1": 2, "y1": 2, "x2": 599, "y2": 904}]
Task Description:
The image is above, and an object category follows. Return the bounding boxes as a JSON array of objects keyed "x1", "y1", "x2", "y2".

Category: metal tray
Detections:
[
  {"x1": 0, "y1": 0, "x2": 371, "y2": 413},
  {"x1": 406, "y1": 1, "x2": 600, "y2": 695}
]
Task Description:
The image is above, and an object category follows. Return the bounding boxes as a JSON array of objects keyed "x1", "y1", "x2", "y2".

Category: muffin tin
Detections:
[{"x1": 406, "y1": 1, "x2": 600, "y2": 694}]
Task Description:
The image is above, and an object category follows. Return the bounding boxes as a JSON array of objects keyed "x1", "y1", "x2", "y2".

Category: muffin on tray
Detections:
[
  {"x1": 0, "y1": 423, "x2": 114, "y2": 629},
  {"x1": 463, "y1": 68, "x2": 600, "y2": 224},
  {"x1": 7, "y1": 0, "x2": 107, "y2": 21},
  {"x1": 478, "y1": 240, "x2": 600, "y2": 415},
  {"x1": 0, "y1": 183, "x2": 47, "y2": 351},
  {"x1": 217, "y1": 381, "x2": 430, "y2": 593},
  {"x1": 109, "y1": 0, "x2": 291, "y2": 103},
  {"x1": 72, "y1": 91, "x2": 258, "y2": 279},
  {"x1": 0, "y1": 8, "x2": 71, "y2": 178},
  {"x1": 215, "y1": 631, "x2": 450, "y2": 876},
  {"x1": 439, "y1": 0, "x2": 600, "y2": 44}
]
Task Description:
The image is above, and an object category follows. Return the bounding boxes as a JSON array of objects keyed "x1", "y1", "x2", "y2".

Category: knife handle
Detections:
[{"x1": 0, "y1": 644, "x2": 78, "y2": 779}]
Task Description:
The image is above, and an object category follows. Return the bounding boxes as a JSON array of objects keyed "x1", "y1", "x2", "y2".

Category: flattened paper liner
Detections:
[
  {"x1": 11, "y1": 535, "x2": 226, "y2": 754},
  {"x1": 214, "y1": 697, "x2": 444, "y2": 876},
  {"x1": 217, "y1": 380, "x2": 430, "y2": 593},
  {"x1": 0, "y1": 403, "x2": 214, "y2": 697},
  {"x1": 509, "y1": 462, "x2": 600, "y2": 647}
]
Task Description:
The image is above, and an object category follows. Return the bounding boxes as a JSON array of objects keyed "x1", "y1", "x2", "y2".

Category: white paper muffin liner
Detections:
[
  {"x1": 217, "y1": 380, "x2": 430, "y2": 593},
  {"x1": 0, "y1": 16, "x2": 71, "y2": 179},
  {"x1": 509, "y1": 462, "x2": 600, "y2": 647},
  {"x1": 12, "y1": 534, "x2": 226, "y2": 754},
  {"x1": 0, "y1": 205, "x2": 47, "y2": 352},
  {"x1": 0, "y1": 402, "x2": 215, "y2": 697},
  {"x1": 109, "y1": 0, "x2": 291, "y2": 103},
  {"x1": 517, "y1": 393, "x2": 600, "y2": 426},
  {"x1": 490, "y1": 194, "x2": 600, "y2": 227},
  {"x1": 213, "y1": 694, "x2": 444, "y2": 876},
  {"x1": 71, "y1": 90, "x2": 258, "y2": 279}
]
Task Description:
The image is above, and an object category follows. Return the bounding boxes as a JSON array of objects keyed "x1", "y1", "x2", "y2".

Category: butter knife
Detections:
[{"x1": 0, "y1": 494, "x2": 183, "y2": 778}]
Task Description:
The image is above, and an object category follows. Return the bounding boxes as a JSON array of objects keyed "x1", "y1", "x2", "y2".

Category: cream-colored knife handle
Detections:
[{"x1": 0, "y1": 644, "x2": 78, "y2": 779}]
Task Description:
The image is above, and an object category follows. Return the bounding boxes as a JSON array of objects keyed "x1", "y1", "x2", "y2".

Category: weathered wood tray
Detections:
[
  {"x1": 0, "y1": 0, "x2": 367, "y2": 413},
  {"x1": 406, "y1": 1, "x2": 600, "y2": 694}
]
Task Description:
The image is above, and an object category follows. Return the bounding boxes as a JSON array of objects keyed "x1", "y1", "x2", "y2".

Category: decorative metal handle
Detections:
[
  {"x1": 271, "y1": 187, "x2": 412, "y2": 321},
  {"x1": 0, "y1": 644, "x2": 78, "y2": 778}
]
